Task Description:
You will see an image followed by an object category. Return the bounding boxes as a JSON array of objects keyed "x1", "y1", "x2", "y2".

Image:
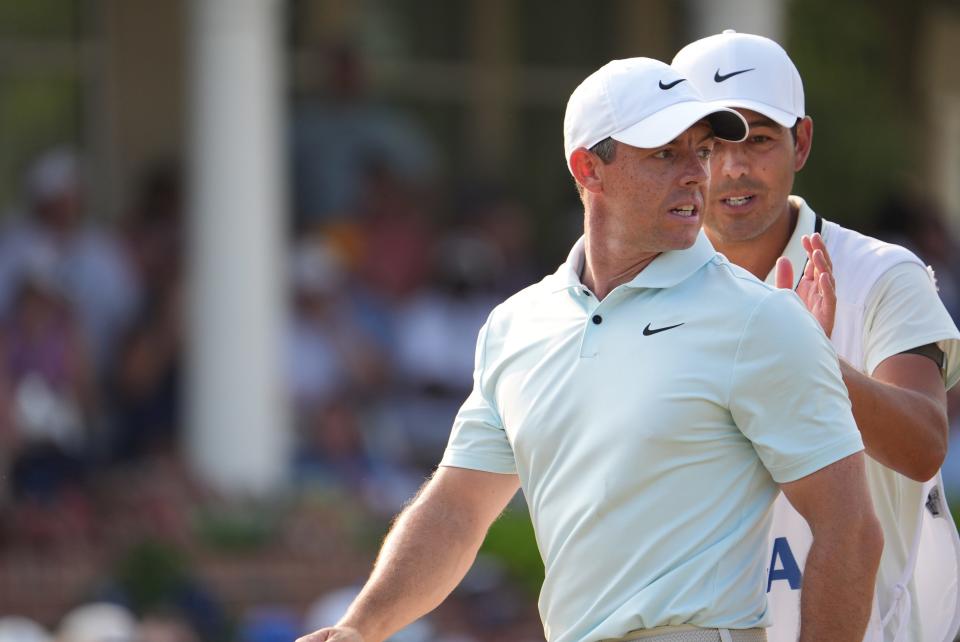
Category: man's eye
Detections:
[
  {"x1": 750, "y1": 135, "x2": 771, "y2": 144},
  {"x1": 697, "y1": 147, "x2": 713, "y2": 160},
  {"x1": 653, "y1": 149, "x2": 674, "y2": 159}
]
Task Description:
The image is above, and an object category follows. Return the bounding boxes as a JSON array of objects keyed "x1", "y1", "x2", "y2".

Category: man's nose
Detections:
[
  {"x1": 713, "y1": 143, "x2": 749, "y2": 180},
  {"x1": 681, "y1": 151, "x2": 709, "y2": 186}
]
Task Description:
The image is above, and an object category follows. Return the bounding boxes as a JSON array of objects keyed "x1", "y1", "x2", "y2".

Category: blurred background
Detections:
[{"x1": 0, "y1": 0, "x2": 959, "y2": 640}]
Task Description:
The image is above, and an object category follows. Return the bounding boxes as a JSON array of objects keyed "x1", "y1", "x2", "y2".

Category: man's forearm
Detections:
[
  {"x1": 336, "y1": 469, "x2": 519, "y2": 642},
  {"x1": 798, "y1": 516, "x2": 883, "y2": 642},
  {"x1": 840, "y1": 358, "x2": 947, "y2": 481},
  {"x1": 339, "y1": 493, "x2": 489, "y2": 641}
]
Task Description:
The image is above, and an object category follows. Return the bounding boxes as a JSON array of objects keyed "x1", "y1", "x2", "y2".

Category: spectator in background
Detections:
[
  {"x1": 0, "y1": 616, "x2": 52, "y2": 642},
  {"x1": 0, "y1": 253, "x2": 96, "y2": 548},
  {"x1": 139, "y1": 613, "x2": 200, "y2": 642},
  {"x1": 387, "y1": 232, "x2": 503, "y2": 465},
  {"x1": 102, "y1": 163, "x2": 185, "y2": 466},
  {"x1": 0, "y1": 253, "x2": 97, "y2": 454},
  {"x1": 455, "y1": 182, "x2": 542, "y2": 297},
  {"x1": 346, "y1": 164, "x2": 438, "y2": 367},
  {"x1": 57, "y1": 602, "x2": 138, "y2": 642},
  {"x1": 104, "y1": 283, "x2": 182, "y2": 465},
  {"x1": 121, "y1": 164, "x2": 183, "y2": 308},
  {"x1": 287, "y1": 238, "x2": 420, "y2": 512},
  {"x1": 0, "y1": 147, "x2": 140, "y2": 373},
  {"x1": 287, "y1": 240, "x2": 385, "y2": 413},
  {"x1": 291, "y1": 43, "x2": 438, "y2": 224}
]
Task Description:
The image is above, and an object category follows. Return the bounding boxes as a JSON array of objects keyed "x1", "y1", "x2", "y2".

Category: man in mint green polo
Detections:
[{"x1": 298, "y1": 57, "x2": 882, "y2": 642}]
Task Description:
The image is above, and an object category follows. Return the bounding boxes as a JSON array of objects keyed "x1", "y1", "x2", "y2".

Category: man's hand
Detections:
[
  {"x1": 296, "y1": 627, "x2": 364, "y2": 642},
  {"x1": 296, "y1": 468, "x2": 520, "y2": 642},
  {"x1": 775, "y1": 233, "x2": 836, "y2": 337}
]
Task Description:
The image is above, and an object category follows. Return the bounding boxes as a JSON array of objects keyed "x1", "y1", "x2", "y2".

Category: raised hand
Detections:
[{"x1": 774, "y1": 233, "x2": 836, "y2": 338}]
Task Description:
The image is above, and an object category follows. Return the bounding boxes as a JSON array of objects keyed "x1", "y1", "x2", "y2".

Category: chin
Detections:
[
  {"x1": 707, "y1": 216, "x2": 769, "y2": 244},
  {"x1": 665, "y1": 230, "x2": 700, "y2": 251}
]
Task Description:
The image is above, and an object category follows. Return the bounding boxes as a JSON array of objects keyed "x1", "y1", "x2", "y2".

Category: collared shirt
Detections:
[
  {"x1": 441, "y1": 231, "x2": 863, "y2": 642},
  {"x1": 763, "y1": 196, "x2": 960, "y2": 641},
  {"x1": 767, "y1": 195, "x2": 960, "y2": 383}
]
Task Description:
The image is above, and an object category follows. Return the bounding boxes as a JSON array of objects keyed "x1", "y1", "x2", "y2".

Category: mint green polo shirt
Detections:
[{"x1": 440, "y1": 231, "x2": 864, "y2": 642}]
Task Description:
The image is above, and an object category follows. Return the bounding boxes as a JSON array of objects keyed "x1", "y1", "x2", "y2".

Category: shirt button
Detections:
[
  {"x1": 592, "y1": 314, "x2": 602, "y2": 325},
  {"x1": 582, "y1": 289, "x2": 591, "y2": 297}
]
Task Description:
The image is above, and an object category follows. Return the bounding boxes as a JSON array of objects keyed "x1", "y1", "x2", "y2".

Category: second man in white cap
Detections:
[{"x1": 674, "y1": 29, "x2": 960, "y2": 642}]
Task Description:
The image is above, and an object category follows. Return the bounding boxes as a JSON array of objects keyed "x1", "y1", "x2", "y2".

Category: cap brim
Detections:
[
  {"x1": 708, "y1": 98, "x2": 800, "y2": 129},
  {"x1": 611, "y1": 101, "x2": 748, "y2": 148}
]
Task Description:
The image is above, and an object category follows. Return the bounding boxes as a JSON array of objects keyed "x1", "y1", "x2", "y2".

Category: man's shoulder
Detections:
[
  {"x1": 701, "y1": 253, "x2": 779, "y2": 302},
  {"x1": 821, "y1": 219, "x2": 925, "y2": 303},
  {"x1": 484, "y1": 273, "x2": 561, "y2": 328},
  {"x1": 688, "y1": 255, "x2": 819, "y2": 334},
  {"x1": 823, "y1": 220, "x2": 923, "y2": 273}
]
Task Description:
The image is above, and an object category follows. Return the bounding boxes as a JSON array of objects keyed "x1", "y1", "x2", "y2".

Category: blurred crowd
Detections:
[
  {"x1": 0, "y1": 47, "x2": 548, "y2": 642},
  {"x1": 3, "y1": 44, "x2": 960, "y2": 642}
]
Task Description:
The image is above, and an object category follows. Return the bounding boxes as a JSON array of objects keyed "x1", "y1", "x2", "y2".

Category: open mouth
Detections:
[
  {"x1": 721, "y1": 195, "x2": 754, "y2": 207},
  {"x1": 669, "y1": 204, "x2": 698, "y2": 218}
]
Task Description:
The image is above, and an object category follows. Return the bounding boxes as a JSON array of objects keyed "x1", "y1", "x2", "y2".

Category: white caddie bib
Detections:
[{"x1": 764, "y1": 214, "x2": 960, "y2": 642}]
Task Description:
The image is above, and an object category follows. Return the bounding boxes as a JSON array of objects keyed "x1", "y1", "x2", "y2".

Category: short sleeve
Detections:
[
  {"x1": 729, "y1": 289, "x2": 864, "y2": 483},
  {"x1": 862, "y1": 261, "x2": 960, "y2": 389},
  {"x1": 439, "y1": 317, "x2": 517, "y2": 474}
]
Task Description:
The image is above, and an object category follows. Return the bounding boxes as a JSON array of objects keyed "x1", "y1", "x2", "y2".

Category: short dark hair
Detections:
[
  {"x1": 589, "y1": 137, "x2": 617, "y2": 163},
  {"x1": 575, "y1": 138, "x2": 617, "y2": 197}
]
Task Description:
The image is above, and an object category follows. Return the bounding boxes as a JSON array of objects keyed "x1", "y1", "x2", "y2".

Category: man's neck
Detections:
[
  {"x1": 708, "y1": 200, "x2": 798, "y2": 281},
  {"x1": 580, "y1": 212, "x2": 659, "y2": 300}
]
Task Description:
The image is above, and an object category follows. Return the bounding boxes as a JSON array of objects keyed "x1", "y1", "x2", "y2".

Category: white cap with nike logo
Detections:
[
  {"x1": 672, "y1": 29, "x2": 805, "y2": 128},
  {"x1": 562, "y1": 56, "x2": 748, "y2": 175}
]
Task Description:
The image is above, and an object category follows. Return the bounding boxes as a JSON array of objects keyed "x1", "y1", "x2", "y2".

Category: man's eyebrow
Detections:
[
  {"x1": 747, "y1": 116, "x2": 782, "y2": 130},
  {"x1": 664, "y1": 126, "x2": 715, "y2": 147}
]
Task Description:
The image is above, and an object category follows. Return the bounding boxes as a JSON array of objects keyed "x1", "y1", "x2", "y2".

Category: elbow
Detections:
[
  {"x1": 928, "y1": 414, "x2": 950, "y2": 477},
  {"x1": 911, "y1": 445, "x2": 946, "y2": 482},
  {"x1": 906, "y1": 416, "x2": 948, "y2": 482},
  {"x1": 900, "y1": 444, "x2": 946, "y2": 482}
]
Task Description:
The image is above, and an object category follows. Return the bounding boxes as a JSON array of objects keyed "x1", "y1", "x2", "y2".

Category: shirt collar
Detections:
[
  {"x1": 550, "y1": 230, "x2": 717, "y2": 292},
  {"x1": 763, "y1": 195, "x2": 820, "y2": 288}
]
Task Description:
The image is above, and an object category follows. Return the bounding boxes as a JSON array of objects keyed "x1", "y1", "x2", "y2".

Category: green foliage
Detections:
[
  {"x1": 193, "y1": 504, "x2": 281, "y2": 553},
  {"x1": 480, "y1": 506, "x2": 544, "y2": 596},
  {"x1": 114, "y1": 540, "x2": 191, "y2": 612},
  {"x1": 0, "y1": 0, "x2": 80, "y2": 38},
  {"x1": 787, "y1": 0, "x2": 924, "y2": 227}
]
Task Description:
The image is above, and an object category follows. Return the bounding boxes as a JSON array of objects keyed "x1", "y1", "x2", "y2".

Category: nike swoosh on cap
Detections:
[
  {"x1": 658, "y1": 78, "x2": 686, "y2": 90},
  {"x1": 714, "y1": 68, "x2": 755, "y2": 82}
]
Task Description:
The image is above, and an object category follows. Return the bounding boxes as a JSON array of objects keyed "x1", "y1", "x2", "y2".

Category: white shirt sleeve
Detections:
[
  {"x1": 862, "y1": 261, "x2": 960, "y2": 389},
  {"x1": 440, "y1": 317, "x2": 517, "y2": 474},
  {"x1": 729, "y1": 289, "x2": 864, "y2": 483}
]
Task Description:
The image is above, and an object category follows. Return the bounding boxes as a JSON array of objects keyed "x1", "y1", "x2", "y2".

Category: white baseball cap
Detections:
[
  {"x1": 672, "y1": 30, "x2": 805, "y2": 128},
  {"x1": 563, "y1": 57, "x2": 748, "y2": 174}
]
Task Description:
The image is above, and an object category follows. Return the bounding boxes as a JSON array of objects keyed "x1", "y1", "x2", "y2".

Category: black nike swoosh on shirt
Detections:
[
  {"x1": 643, "y1": 322, "x2": 685, "y2": 336},
  {"x1": 714, "y1": 68, "x2": 755, "y2": 82},
  {"x1": 658, "y1": 78, "x2": 686, "y2": 90}
]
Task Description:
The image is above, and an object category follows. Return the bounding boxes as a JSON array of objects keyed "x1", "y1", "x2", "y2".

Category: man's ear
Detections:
[
  {"x1": 794, "y1": 116, "x2": 814, "y2": 172},
  {"x1": 569, "y1": 147, "x2": 604, "y2": 194}
]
